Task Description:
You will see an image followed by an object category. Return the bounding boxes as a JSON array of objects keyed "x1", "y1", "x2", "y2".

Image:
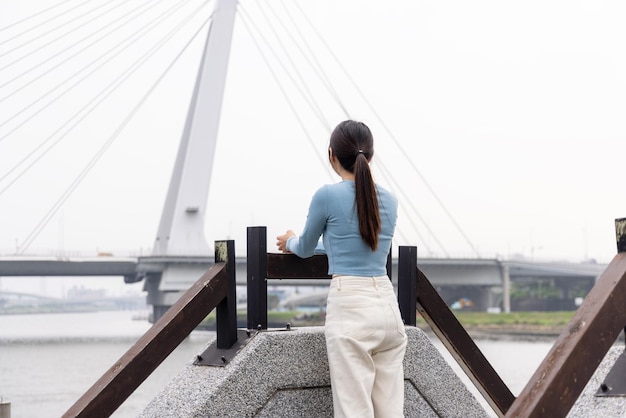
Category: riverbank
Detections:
[
  {"x1": 418, "y1": 323, "x2": 564, "y2": 342},
  {"x1": 419, "y1": 311, "x2": 626, "y2": 343},
  {"x1": 0, "y1": 310, "x2": 557, "y2": 418},
  {"x1": 4, "y1": 309, "x2": 614, "y2": 343},
  {"x1": 208, "y1": 310, "x2": 591, "y2": 342},
  {"x1": 424, "y1": 310, "x2": 572, "y2": 342}
]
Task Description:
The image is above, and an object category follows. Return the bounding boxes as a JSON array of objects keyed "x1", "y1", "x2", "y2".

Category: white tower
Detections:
[
  {"x1": 145, "y1": 0, "x2": 238, "y2": 308},
  {"x1": 153, "y1": 0, "x2": 238, "y2": 257}
]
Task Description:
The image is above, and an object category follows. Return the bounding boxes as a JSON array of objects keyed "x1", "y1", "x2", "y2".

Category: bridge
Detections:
[
  {"x1": 0, "y1": 289, "x2": 146, "y2": 312},
  {"x1": 0, "y1": 252, "x2": 606, "y2": 318},
  {"x1": 0, "y1": 0, "x2": 618, "y2": 322}
]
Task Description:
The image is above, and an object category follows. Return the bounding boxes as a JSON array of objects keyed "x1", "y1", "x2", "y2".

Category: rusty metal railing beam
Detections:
[
  {"x1": 505, "y1": 219, "x2": 626, "y2": 417},
  {"x1": 415, "y1": 267, "x2": 516, "y2": 416},
  {"x1": 63, "y1": 240, "x2": 236, "y2": 418}
]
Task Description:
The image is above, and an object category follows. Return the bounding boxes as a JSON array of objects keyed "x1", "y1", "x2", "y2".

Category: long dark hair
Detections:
[{"x1": 329, "y1": 120, "x2": 380, "y2": 251}]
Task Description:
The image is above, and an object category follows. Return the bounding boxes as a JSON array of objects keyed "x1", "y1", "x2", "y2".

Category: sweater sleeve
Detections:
[{"x1": 286, "y1": 186, "x2": 327, "y2": 258}]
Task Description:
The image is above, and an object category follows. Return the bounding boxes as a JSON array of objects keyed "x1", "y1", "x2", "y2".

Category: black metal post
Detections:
[
  {"x1": 616, "y1": 218, "x2": 626, "y2": 347},
  {"x1": 619, "y1": 218, "x2": 626, "y2": 348},
  {"x1": 215, "y1": 240, "x2": 238, "y2": 349},
  {"x1": 398, "y1": 246, "x2": 417, "y2": 326},
  {"x1": 247, "y1": 226, "x2": 268, "y2": 330}
]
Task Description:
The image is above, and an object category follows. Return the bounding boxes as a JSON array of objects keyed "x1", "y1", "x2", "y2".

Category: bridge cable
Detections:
[
  {"x1": 1, "y1": 0, "x2": 211, "y2": 192},
  {"x1": 0, "y1": 0, "x2": 129, "y2": 64},
  {"x1": 256, "y1": 0, "x2": 331, "y2": 132},
  {"x1": 237, "y1": 4, "x2": 335, "y2": 182},
  {"x1": 0, "y1": 0, "x2": 171, "y2": 102},
  {"x1": 0, "y1": 5, "x2": 203, "y2": 194},
  {"x1": 17, "y1": 9, "x2": 214, "y2": 254},
  {"x1": 0, "y1": 0, "x2": 195, "y2": 146},
  {"x1": 238, "y1": 2, "x2": 331, "y2": 132},
  {"x1": 375, "y1": 160, "x2": 444, "y2": 256},
  {"x1": 291, "y1": 1, "x2": 481, "y2": 258},
  {"x1": 0, "y1": 0, "x2": 201, "y2": 185},
  {"x1": 0, "y1": 0, "x2": 98, "y2": 39},
  {"x1": 274, "y1": 0, "x2": 351, "y2": 119},
  {"x1": 241, "y1": 0, "x2": 359, "y2": 181}
]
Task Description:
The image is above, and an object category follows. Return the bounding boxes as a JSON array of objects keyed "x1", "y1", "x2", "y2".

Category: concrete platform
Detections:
[
  {"x1": 568, "y1": 346, "x2": 626, "y2": 417},
  {"x1": 140, "y1": 326, "x2": 488, "y2": 417}
]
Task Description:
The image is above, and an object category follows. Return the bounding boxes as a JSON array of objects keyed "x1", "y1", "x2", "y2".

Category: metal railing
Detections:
[
  {"x1": 63, "y1": 219, "x2": 626, "y2": 418},
  {"x1": 63, "y1": 241, "x2": 238, "y2": 418},
  {"x1": 503, "y1": 218, "x2": 626, "y2": 417},
  {"x1": 247, "y1": 226, "x2": 514, "y2": 416}
]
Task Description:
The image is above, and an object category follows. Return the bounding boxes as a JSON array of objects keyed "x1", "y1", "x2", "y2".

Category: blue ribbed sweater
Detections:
[{"x1": 286, "y1": 180, "x2": 398, "y2": 276}]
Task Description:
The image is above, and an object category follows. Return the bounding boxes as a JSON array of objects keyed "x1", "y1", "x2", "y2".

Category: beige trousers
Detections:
[{"x1": 325, "y1": 275, "x2": 408, "y2": 418}]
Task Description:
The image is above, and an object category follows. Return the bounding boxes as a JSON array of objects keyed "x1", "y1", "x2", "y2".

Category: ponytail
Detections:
[
  {"x1": 329, "y1": 120, "x2": 380, "y2": 251},
  {"x1": 354, "y1": 152, "x2": 380, "y2": 251}
]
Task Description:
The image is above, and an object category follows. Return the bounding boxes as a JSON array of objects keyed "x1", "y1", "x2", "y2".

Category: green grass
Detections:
[
  {"x1": 200, "y1": 309, "x2": 576, "y2": 329},
  {"x1": 416, "y1": 311, "x2": 576, "y2": 328}
]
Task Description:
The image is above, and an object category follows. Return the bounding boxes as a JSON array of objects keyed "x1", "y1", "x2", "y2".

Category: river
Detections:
[{"x1": 0, "y1": 311, "x2": 554, "y2": 417}]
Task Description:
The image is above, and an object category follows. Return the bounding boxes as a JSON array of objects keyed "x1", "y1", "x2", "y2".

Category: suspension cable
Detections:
[
  {"x1": 237, "y1": 4, "x2": 335, "y2": 182},
  {"x1": 238, "y1": 2, "x2": 330, "y2": 132},
  {"x1": 0, "y1": 0, "x2": 97, "y2": 39},
  {"x1": 18, "y1": 9, "x2": 213, "y2": 254},
  {"x1": 0, "y1": 0, "x2": 195, "y2": 142},
  {"x1": 0, "y1": 0, "x2": 127, "y2": 64},
  {"x1": 275, "y1": 0, "x2": 351, "y2": 119},
  {"x1": 376, "y1": 159, "x2": 446, "y2": 256},
  {"x1": 256, "y1": 0, "x2": 330, "y2": 131},
  {"x1": 0, "y1": 0, "x2": 167, "y2": 96},
  {"x1": 1, "y1": 1, "x2": 212, "y2": 195}
]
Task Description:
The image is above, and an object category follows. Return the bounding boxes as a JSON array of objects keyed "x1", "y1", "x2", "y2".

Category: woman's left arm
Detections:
[{"x1": 277, "y1": 186, "x2": 327, "y2": 258}]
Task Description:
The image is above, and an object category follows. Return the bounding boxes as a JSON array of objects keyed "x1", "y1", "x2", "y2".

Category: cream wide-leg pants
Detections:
[{"x1": 324, "y1": 275, "x2": 408, "y2": 418}]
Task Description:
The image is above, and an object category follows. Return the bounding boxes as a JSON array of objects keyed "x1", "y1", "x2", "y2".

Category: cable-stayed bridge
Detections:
[
  {"x1": 0, "y1": 0, "x2": 494, "y2": 259},
  {"x1": 0, "y1": 1, "x2": 615, "y2": 320}
]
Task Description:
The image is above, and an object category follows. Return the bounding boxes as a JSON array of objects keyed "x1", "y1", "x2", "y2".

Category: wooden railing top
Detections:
[{"x1": 63, "y1": 241, "x2": 237, "y2": 418}]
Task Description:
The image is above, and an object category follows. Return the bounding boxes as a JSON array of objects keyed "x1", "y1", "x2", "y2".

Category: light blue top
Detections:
[{"x1": 286, "y1": 180, "x2": 398, "y2": 276}]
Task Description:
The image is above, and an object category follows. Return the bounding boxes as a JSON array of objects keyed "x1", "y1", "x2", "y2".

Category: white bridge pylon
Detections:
[{"x1": 153, "y1": 0, "x2": 237, "y2": 258}]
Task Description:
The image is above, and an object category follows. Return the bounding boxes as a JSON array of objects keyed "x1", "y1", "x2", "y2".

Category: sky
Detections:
[{"x1": 1, "y1": 0, "x2": 626, "y2": 267}]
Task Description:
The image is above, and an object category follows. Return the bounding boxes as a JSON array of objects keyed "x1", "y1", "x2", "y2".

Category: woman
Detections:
[{"x1": 276, "y1": 120, "x2": 407, "y2": 417}]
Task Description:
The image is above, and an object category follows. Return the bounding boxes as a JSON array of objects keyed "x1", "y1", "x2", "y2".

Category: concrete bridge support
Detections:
[{"x1": 139, "y1": 326, "x2": 488, "y2": 417}]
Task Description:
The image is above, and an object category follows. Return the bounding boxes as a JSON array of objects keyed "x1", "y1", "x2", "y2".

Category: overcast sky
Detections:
[{"x1": 1, "y1": 0, "x2": 625, "y2": 264}]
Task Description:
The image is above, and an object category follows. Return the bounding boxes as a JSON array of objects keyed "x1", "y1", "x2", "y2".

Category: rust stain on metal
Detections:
[{"x1": 569, "y1": 320, "x2": 586, "y2": 334}]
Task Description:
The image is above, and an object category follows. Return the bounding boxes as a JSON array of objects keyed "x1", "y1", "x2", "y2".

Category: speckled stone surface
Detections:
[
  {"x1": 139, "y1": 326, "x2": 488, "y2": 417},
  {"x1": 567, "y1": 346, "x2": 626, "y2": 418}
]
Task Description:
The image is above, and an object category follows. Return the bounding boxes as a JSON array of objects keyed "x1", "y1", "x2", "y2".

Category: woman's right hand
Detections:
[{"x1": 276, "y1": 230, "x2": 296, "y2": 253}]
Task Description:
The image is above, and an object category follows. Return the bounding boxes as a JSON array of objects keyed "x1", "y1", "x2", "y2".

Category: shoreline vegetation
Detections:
[
  {"x1": 5, "y1": 308, "x2": 621, "y2": 343},
  {"x1": 201, "y1": 310, "x2": 592, "y2": 342}
]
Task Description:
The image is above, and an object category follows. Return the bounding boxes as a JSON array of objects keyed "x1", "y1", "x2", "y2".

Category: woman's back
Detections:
[{"x1": 309, "y1": 180, "x2": 397, "y2": 276}]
